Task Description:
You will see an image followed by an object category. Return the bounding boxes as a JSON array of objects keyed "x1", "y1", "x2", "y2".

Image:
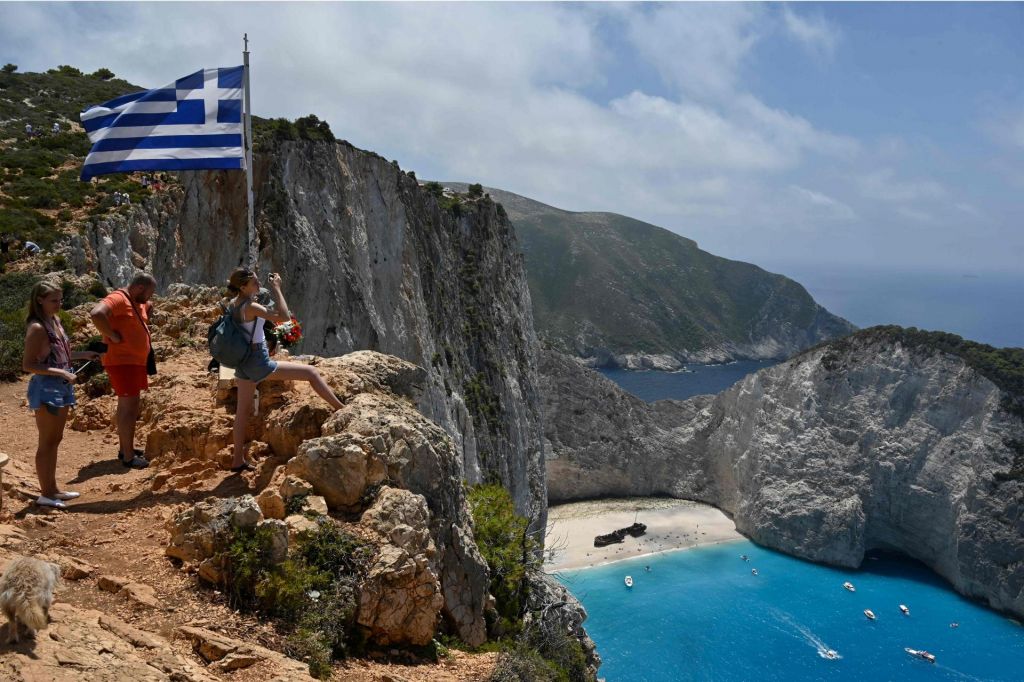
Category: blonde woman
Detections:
[
  {"x1": 225, "y1": 268, "x2": 344, "y2": 471},
  {"x1": 22, "y1": 280, "x2": 100, "y2": 508}
]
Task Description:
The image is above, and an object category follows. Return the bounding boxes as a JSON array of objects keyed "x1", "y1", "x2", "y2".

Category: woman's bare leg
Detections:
[
  {"x1": 34, "y1": 407, "x2": 68, "y2": 498},
  {"x1": 267, "y1": 362, "x2": 344, "y2": 409},
  {"x1": 232, "y1": 379, "x2": 257, "y2": 467}
]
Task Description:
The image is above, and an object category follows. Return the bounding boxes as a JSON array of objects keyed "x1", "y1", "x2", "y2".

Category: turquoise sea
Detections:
[{"x1": 558, "y1": 540, "x2": 1024, "y2": 682}]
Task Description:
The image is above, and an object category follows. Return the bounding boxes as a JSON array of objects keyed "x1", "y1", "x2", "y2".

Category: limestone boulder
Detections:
[
  {"x1": 288, "y1": 391, "x2": 489, "y2": 644},
  {"x1": 165, "y1": 495, "x2": 263, "y2": 569},
  {"x1": 357, "y1": 544, "x2": 443, "y2": 646}
]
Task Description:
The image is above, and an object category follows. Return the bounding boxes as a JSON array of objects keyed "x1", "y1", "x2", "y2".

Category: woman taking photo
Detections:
[
  {"x1": 225, "y1": 268, "x2": 344, "y2": 471},
  {"x1": 22, "y1": 280, "x2": 100, "y2": 508}
]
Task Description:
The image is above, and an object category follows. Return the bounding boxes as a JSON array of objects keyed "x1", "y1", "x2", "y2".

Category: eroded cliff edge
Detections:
[
  {"x1": 63, "y1": 140, "x2": 545, "y2": 529},
  {"x1": 541, "y1": 330, "x2": 1024, "y2": 618}
]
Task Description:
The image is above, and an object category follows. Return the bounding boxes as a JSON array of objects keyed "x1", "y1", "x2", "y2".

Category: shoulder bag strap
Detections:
[{"x1": 117, "y1": 289, "x2": 151, "y2": 343}]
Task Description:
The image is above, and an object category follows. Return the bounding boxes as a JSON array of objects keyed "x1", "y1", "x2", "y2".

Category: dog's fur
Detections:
[{"x1": 0, "y1": 557, "x2": 61, "y2": 643}]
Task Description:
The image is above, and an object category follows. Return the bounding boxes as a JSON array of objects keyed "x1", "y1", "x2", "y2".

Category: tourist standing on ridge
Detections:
[
  {"x1": 22, "y1": 280, "x2": 101, "y2": 508},
  {"x1": 225, "y1": 268, "x2": 344, "y2": 472},
  {"x1": 89, "y1": 272, "x2": 157, "y2": 469}
]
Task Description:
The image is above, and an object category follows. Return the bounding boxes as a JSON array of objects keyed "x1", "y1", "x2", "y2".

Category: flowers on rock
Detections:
[{"x1": 273, "y1": 318, "x2": 303, "y2": 348}]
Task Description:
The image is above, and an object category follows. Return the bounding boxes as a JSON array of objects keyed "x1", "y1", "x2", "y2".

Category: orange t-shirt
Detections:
[{"x1": 100, "y1": 291, "x2": 151, "y2": 367}]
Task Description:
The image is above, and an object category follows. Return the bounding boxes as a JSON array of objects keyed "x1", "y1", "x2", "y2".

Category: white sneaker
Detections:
[
  {"x1": 36, "y1": 496, "x2": 67, "y2": 509},
  {"x1": 54, "y1": 491, "x2": 80, "y2": 500}
]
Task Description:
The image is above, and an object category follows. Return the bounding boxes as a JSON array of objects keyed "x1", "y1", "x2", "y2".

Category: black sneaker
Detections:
[{"x1": 118, "y1": 449, "x2": 149, "y2": 469}]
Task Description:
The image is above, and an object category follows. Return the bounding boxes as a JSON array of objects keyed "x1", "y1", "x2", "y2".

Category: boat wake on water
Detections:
[{"x1": 768, "y1": 609, "x2": 841, "y2": 660}]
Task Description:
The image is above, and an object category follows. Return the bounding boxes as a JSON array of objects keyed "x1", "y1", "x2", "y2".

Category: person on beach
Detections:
[
  {"x1": 225, "y1": 268, "x2": 344, "y2": 471},
  {"x1": 89, "y1": 272, "x2": 157, "y2": 469},
  {"x1": 22, "y1": 280, "x2": 101, "y2": 508}
]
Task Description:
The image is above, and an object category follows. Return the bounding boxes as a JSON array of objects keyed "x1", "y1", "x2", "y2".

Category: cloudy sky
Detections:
[{"x1": 2, "y1": 2, "x2": 1022, "y2": 276}]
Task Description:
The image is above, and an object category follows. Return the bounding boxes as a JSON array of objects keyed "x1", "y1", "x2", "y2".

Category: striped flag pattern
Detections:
[{"x1": 80, "y1": 66, "x2": 245, "y2": 181}]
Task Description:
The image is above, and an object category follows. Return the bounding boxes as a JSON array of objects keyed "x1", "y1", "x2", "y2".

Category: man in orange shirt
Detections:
[{"x1": 90, "y1": 272, "x2": 157, "y2": 469}]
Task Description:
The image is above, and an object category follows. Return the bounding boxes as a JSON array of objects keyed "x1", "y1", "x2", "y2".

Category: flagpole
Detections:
[{"x1": 242, "y1": 34, "x2": 257, "y2": 268}]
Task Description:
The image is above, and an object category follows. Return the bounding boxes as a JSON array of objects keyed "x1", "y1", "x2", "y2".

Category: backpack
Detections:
[{"x1": 207, "y1": 302, "x2": 255, "y2": 369}]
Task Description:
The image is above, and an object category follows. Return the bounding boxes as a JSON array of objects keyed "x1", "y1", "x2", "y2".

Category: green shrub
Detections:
[
  {"x1": 468, "y1": 484, "x2": 539, "y2": 632},
  {"x1": 222, "y1": 518, "x2": 371, "y2": 679},
  {"x1": 91, "y1": 67, "x2": 115, "y2": 80},
  {"x1": 1, "y1": 64, "x2": 16, "y2": 75},
  {"x1": 468, "y1": 183, "x2": 484, "y2": 198}
]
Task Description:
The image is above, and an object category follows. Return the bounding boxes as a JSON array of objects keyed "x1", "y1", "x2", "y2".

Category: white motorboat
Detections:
[
  {"x1": 740, "y1": 554, "x2": 749, "y2": 561},
  {"x1": 843, "y1": 581, "x2": 856, "y2": 592},
  {"x1": 751, "y1": 568, "x2": 759, "y2": 576},
  {"x1": 904, "y1": 648, "x2": 936, "y2": 663},
  {"x1": 824, "y1": 650, "x2": 839, "y2": 660},
  {"x1": 899, "y1": 604, "x2": 910, "y2": 615},
  {"x1": 864, "y1": 609, "x2": 876, "y2": 620},
  {"x1": 624, "y1": 575, "x2": 633, "y2": 588},
  {"x1": 950, "y1": 622, "x2": 959, "y2": 629}
]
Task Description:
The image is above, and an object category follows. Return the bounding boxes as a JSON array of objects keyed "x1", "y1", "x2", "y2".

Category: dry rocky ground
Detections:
[{"x1": 0, "y1": 292, "x2": 497, "y2": 681}]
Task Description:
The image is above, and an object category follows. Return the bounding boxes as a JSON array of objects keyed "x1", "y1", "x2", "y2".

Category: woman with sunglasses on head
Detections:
[
  {"x1": 22, "y1": 280, "x2": 101, "y2": 508},
  {"x1": 224, "y1": 268, "x2": 344, "y2": 472}
]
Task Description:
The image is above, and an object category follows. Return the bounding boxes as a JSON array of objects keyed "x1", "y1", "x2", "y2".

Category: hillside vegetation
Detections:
[
  {"x1": 0, "y1": 66, "x2": 342, "y2": 381},
  {"x1": 444, "y1": 184, "x2": 856, "y2": 363}
]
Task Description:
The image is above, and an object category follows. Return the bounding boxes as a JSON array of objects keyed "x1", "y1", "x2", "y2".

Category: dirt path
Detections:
[{"x1": 0, "y1": 368, "x2": 496, "y2": 681}]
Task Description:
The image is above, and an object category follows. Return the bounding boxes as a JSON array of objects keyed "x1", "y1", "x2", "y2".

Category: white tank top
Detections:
[{"x1": 237, "y1": 304, "x2": 266, "y2": 344}]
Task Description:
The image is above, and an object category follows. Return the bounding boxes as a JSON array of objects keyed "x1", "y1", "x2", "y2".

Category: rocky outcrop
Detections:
[
  {"x1": 161, "y1": 349, "x2": 490, "y2": 646},
  {"x1": 357, "y1": 488, "x2": 444, "y2": 646},
  {"x1": 0, "y1": 601, "x2": 222, "y2": 682},
  {"x1": 541, "y1": 332, "x2": 1024, "y2": 618},
  {"x1": 63, "y1": 141, "x2": 546, "y2": 533},
  {"x1": 288, "y1": 380, "x2": 490, "y2": 645},
  {"x1": 525, "y1": 573, "x2": 601, "y2": 679}
]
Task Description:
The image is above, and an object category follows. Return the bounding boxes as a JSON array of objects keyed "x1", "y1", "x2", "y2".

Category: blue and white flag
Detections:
[{"x1": 80, "y1": 66, "x2": 245, "y2": 181}]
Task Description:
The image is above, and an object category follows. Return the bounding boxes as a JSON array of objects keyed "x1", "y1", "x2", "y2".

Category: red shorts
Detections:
[{"x1": 106, "y1": 364, "x2": 148, "y2": 397}]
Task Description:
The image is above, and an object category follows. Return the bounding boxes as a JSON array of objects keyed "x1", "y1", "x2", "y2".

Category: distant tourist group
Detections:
[{"x1": 21, "y1": 267, "x2": 343, "y2": 508}]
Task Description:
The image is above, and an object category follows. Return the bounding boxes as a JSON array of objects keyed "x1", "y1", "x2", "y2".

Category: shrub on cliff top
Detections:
[{"x1": 223, "y1": 518, "x2": 372, "y2": 679}]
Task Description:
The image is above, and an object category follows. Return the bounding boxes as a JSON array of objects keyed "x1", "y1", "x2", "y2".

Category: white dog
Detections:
[{"x1": 0, "y1": 557, "x2": 62, "y2": 643}]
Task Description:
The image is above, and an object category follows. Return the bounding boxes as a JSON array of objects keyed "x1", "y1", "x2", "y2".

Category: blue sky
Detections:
[{"x1": 1, "y1": 2, "x2": 1021, "y2": 276}]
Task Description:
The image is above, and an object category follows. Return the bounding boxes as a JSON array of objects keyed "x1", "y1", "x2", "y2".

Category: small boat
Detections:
[
  {"x1": 624, "y1": 576, "x2": 633, "y2": 588},
  {"x1": 823, "y1": 649, "x2": 839, "y2": 660},
  {"x1": 899, "y1": 604, "x2": 910, "y2": 616},
  {"x1": 864, "y1": 609, "x2": 876, "y2": 620},
  {"x1": 751, "y1": 568, "x2": 759, "y2": 576},
  {"x1": 904, "y1": 648, "x2": 936, "y2": 663},
  {"x1": 740, "y1": 554, "x2": 748, "y2": 561},
  {"x1": 843, "y1": 581, "x2": 856, "y2": 592},
  {"x1": 950, "y1": 622, "x2": 959, "y2": 629}
]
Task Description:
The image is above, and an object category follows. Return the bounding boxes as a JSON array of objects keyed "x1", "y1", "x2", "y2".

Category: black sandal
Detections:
[{"x1": 229, "y1": 461, "x2": 254, "y2": 473}]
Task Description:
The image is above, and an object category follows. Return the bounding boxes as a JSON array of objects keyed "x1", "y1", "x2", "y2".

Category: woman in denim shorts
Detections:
[
  {"x1": 225, "y1": 268, "x2": 344, "y2": 472},
  {"x1": 22, "y1": 280, "x2": 100, "y2": 509}
]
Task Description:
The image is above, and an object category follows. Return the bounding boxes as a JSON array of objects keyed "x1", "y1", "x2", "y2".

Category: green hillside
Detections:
[
  {"x1": 0, "y1": 65, "x2": 336, "y2": 380},
  {"x1": 446, "y1": 184, "x2": 856, "y2": 361}
]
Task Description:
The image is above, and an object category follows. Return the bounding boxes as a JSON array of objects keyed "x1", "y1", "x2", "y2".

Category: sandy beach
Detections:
[{"x1": 543, "y1": 498, "x2": 743, "y2": 572}]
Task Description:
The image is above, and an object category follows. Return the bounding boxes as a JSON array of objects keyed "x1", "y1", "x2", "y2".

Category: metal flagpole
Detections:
[{"x1": 243, "y1": 34, "x2": 257, "y2": 268}]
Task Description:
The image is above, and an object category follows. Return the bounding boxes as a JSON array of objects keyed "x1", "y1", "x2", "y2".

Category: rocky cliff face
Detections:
[
  {"x1": 541, "y1": 333, "x2": 1024, "y2": 618},
  {"x1": 63, "y1": 140, "x2": 545, "y2": 529}
]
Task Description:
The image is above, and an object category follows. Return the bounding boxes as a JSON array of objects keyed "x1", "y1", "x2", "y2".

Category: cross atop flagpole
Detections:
[{"x1": 243, "y1": 34, "x2": 257, "y2": 268}]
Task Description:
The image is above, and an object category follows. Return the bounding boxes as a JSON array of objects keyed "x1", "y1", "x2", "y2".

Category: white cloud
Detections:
[
  {"x1": 789, "y1": 185, "x2": 857, "y2": 221},
  {"x1": 619, "y1": 3, "x2": 764, "y2": 100},
  {"x1": 857, "y1": 169, "x2": 944, "y2": 203},
  {"x1": 780, "y1": 6, "x2": 841, "y2": 60}
]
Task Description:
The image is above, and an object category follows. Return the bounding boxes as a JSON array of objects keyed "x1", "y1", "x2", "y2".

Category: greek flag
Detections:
[{"x1": 80, "y1": 66, "x2": 245, "y2": 181}]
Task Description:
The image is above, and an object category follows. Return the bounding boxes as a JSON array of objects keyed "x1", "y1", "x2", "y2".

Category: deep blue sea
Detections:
[
  {"x1": 781, "y1": 266, "x2": 1024, "y2": 350},
  {"x1": 558, "y1": 540, "x2": 1024, "y2": 682},
  {"x1": 598, "y1": 361, "x2": 778, "y2": 402}
]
